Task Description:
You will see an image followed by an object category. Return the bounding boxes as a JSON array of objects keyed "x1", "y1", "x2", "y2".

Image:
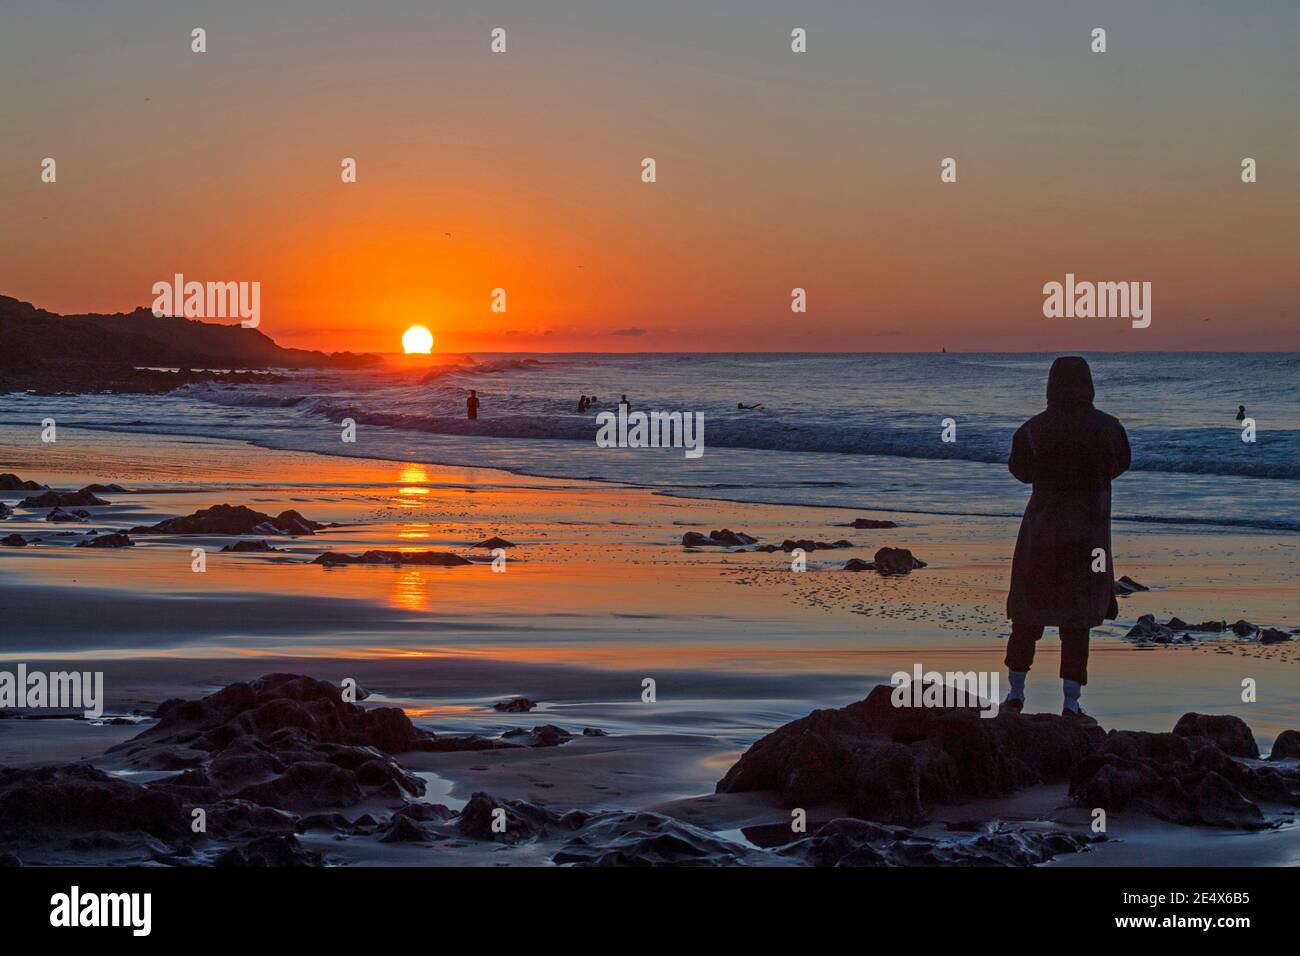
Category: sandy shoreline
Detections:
[{"x1": 2, "y1": 424, "x2": 1298, "y2": 865}]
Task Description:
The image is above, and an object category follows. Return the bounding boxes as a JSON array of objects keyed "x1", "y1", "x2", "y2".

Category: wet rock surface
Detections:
[
  {"x1": 0, "y1": 674, "x2": 524, "y2": 864},
  {"x1": 776, "y1": 818, "x2": 1098, "y2": 867},
  {"x1": 751, "y1": 538, "x2": 854, "y2": 553},
  {"x1": 18, "y1": 488, "x2": 109, "y2": 508},
  {"x1": 457, "y1": 792, "x2": 573, "y2": 845},
  {"x1": 214, "y1": 834, "x2": 323, "y2": 867},
  {"x1": 130, "y1": 504, "x2": 331, "y2": 536},
  {"x1": 499, "y1": 724, "x2": 574, "y2": 747},
  {"x1": 76, "y1": 531, "x2": 134, "y2": 548},
  {"x1": 1124, "y1": 613, "x2": 1291, "y2": 646},
  {"x1": 717, "y1": 684, "x2": 1098, "y2": 825},
  {"x1": 1173, "y1": 713, "x2": 1259, "y2": 759},
  {"x1": 0, "y1": 764, "x2": 187, "y2": 849},
  {"x1": 844, "y1": 547, "x2": 928, "y2": 575},
  {"x1": 1113, "y1": 575, "x2": 1150, "y2": 595},
  {"x1": 0, "y1": 473, "x2": 46, "y2": 491},
  {"x1": 681, "y1": 529, "x2": 757, "y2": 548},
  {"x1": 220, "y1": 539, "x2": 281, "y2": 553},
  {"x1": 313, "y1": 549, "x2": 471, "y2": 567},
  {"x1": 108, "y1": 675, "x2": 432, "y2": 815},
  {"x1": 718, "y1": 684, "x2": 1299, "y2": 833},
  {"x1": 3, "y1": 675, "x2": 1293, "y2": 867},
  {"x1": 554, "y1": 812, "x2": 761, "y2": 866},
  {"x1": 493, "y1": 697, "x2": 537, "y2": 712},
  {"x1": 1270, "y1": 730, "x2": 1300, "y2": 761},
  {"x1": 846, "y1": 517, "x2": 899, "y2": 529}
]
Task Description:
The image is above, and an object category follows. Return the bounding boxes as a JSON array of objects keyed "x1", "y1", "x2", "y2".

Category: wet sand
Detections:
[{"x1": 2, "y1": 424, "x2": 1298, "y2": 865}]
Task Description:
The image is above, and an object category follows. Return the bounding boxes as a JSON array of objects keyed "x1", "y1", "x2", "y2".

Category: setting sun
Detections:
[{"x1": 401, "y1": 325, "x2": 434, "y2": 354}]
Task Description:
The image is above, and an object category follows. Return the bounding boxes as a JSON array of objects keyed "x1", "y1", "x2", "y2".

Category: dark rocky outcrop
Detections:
[
  {"x1": 220, "y1": 539, "x2": 281, "y2": 553},
  {"x1": 1113, "y1": 575, "x2": 1149, "y2": 595},
  {"x1": 45, "y1": 507, "x2": 90, "y2": 522},
  {"x1": 776, "y1": 818, "x2": 1097, "y2": 867},
  {"x1": 1125, "y1": 615, "x2": 1189, "y2": 643},
  {"x1": 1270, "y1": 730, "x2": 1300, "y2": 761},
  {"x1": 752, "y1": 539, "x2": 854, "y2": 553},
  {"x1": 313, "y1": 550, "x2": 470, "y2": 567},
  {"x1": 105, "y1": 674, "x2": 448, "y2": 819},
  {"x1": 457, "y1": 792, "x2": 567, "y2": 844},
  {"x1": 1165, "y1": 617, "x2": 1227, "y2": 632},
  {"x1": 499, "y1": 724, "x2": 574, "y2": 748},
  {"x1": 1, "y1": 534, "x2": 26, "y2": 547},
  {"x1": 0, "y1": 764, "x2": 188, "y2": 862},
  {"x1": 1127, "y1": 614, "x2": 1288, "y2": 645},
  {"x1": 843, "y1": 547, "x2": 928, "y2": 575},
  {"x1": 717, "y1": 684, "x2": 1099, "y2": 825},
  {"x1": 76, "y1": 531, "x2": 134, "y2": 549},
  {"x1": 846, "y1": 518, "x2": 899, "y2": 529},
  {"x1": 1066, "y1": 731, "x2": 1287, "y2": 829},
  {"x1": 0, "y1": 294, "x2": 382, "y2": 382},
  {"x1": 494, "y1": 697, "x2": 537, "y2": 713},
  {"x1": 554, "y1": 811, "x2": 760, "y2": 866},
  {"x1": 1173, "y1": 713, "x2": 1259, "y2": 759},
  {"x1": 681, "y1": 529, "x2": 757, "y2": 548},
  {"x1": 129, "y1": 505, "x2": 329, "y2": 536},
  {"x1": 474, "y1": 537, "x2": 516, "y2": 549},
  {"x1": 375, "y1": 803, "x2": 454, "y2": 844},
  {"x1": 378, "y1": 814, "x2": 435, "y2": 844},
  {"x1": 18, "y1": 489, "x2": 109, "y2": 508},
  {"x1": 718, "y1": 685, "x2": 1300, "y2": 832},
  {"x1": 214, "y1": 834, "x2": 322, "y2": 867},
  {"x1": 0, "y1": 473, "x2": 46, "y2": 491},
  {"x1": 0, "y1": 503, "x2": 10, "y2": 520}
]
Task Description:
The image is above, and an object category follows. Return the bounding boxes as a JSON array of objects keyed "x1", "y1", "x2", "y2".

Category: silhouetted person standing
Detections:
[
  {"x1": 1236, "y1": 404, "x2": 1246, "y2": 422},
  {"x1": 1004, "y1": 357, "x2": 1130, "y2": 723},
  {"x1": 466, "y1": 389, "x2": 480, "y2": 421}
]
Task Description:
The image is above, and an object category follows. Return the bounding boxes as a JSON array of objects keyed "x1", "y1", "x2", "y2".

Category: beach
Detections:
[{"x1": 2, "y1": 422, "x2": 1297, "y2": 866}]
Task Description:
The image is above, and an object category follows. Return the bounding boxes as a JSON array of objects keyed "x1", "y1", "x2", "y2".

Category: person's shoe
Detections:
[
  {"x1": 1061, "y1": 707, "x2": 1099, "y2": 728},
  {"x1": 1002, "y1": 697, "x2": 1024, "y2": 715}
]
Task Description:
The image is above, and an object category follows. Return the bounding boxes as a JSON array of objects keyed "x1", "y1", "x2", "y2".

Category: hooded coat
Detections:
[{"x1": 1006, "y1": 357, "x2": 1130, "y2": 627}]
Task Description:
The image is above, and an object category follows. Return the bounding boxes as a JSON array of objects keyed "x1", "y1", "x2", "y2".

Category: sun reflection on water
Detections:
[{"x1": 391, "y1": 569, "x2": 430, "y2": 611}]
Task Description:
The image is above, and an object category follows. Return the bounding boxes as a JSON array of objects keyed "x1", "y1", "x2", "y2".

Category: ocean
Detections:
[{"x1": 5, "y1": 352, "x2": 1298, "y2": 532}]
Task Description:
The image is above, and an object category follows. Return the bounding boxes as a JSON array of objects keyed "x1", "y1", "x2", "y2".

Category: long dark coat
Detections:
[{"x1": 1006, "y1": 357, "x2": 1130, "y2": 628}]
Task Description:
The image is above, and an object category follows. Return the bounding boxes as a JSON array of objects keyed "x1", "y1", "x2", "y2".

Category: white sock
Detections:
[
  {"x1": 1063, "y1": 679, "x2": 1082, "y2": 713},
  {"x1": 1007, "y1": 670, "x2": 1027, "y2": 701}
]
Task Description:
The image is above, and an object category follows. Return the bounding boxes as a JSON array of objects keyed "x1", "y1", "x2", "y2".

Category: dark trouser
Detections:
[{"x1": 1005, "y1": 622, "x2": 1090, "y2": 684}]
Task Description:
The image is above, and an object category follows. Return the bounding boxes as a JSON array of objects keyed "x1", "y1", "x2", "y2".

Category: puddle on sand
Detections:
[{"x1": 414, "y1": 770, "x2": 468, "y2": 812}]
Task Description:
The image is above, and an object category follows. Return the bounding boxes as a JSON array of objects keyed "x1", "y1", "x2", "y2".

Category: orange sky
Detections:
[{"x1": 2, "y1": 1, "x2": 1297, "y2": 353}]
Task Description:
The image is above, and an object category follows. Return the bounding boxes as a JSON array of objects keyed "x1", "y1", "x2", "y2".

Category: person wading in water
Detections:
[{"x1": 1003, "y1": 356, "x2": 1130, "y2": 724}]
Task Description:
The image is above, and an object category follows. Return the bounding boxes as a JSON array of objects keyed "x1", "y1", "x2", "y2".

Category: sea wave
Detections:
[{"x1": 186, "y1": 392, "x2": 1300, "y2": 481}]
